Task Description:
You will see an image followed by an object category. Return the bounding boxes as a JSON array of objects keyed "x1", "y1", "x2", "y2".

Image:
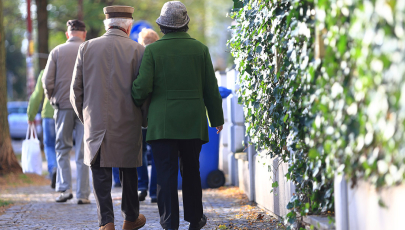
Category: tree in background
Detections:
[
  {"x1": 4, "y1": 0, "x2": 215, "y2": 101},
  {"x1": 0, "y1": 0, "x2": 23, "y2": 175},
  {"x1": 35, "y1": 0, "x2": 49, "y2": 70},
  {"x1": 47, "y1": 0, "x2": 206, "y2": 49}
]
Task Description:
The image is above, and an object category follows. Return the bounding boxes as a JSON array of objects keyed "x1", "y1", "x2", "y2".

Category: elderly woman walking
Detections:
[{"x1": 132, "y1": 1, "x2": 224, "y2": 230}]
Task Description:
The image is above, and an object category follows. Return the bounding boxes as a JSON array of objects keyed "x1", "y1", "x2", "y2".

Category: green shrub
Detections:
[{"x1": 229, "y1": 0, "x2": 405, "y2": 228}]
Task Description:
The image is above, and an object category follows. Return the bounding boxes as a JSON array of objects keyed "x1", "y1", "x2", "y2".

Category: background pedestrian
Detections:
[
  {"x1": 137, "y1": 28, "x2": 159, "y2": 203},
  {"x1": 42, "y1": 19, "x2": 90, "y2": 204},
  {"x1": 27, "y1": 69, "x2": 57, "y2": 188}
]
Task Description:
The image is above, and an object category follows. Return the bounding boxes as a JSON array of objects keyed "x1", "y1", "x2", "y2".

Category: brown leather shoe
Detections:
[
  {"x1": 99, "y1": 223, "x2": 115, "y2": 230},
  {"x1": 122, "y1": 214, "x2": 146, "y2": 230}
]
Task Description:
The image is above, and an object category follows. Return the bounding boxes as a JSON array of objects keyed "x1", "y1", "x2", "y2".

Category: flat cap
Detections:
[
  {"x1": 156, "y1": 1, "x2": 190, "y2": 29},
  {"x1": 103, "y1": 5, "x2": 134, "y2": 19},
  {"x1": 67, "y1": 19, "x2": 86, "y2": 31}
]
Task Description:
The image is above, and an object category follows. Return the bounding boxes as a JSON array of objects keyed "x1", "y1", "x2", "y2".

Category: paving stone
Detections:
[
  {"x1": 0, "y1": 155, "x2": 279, "y2": 229},
  {"x1": 1, "y1": 184, "x2": 280, "y2": 229}
]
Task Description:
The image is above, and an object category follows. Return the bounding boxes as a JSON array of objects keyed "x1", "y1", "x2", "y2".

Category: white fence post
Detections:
[
  {"x1": 247, "y1": 141, "x2": 256, "y2": 202},
  {"x1": 334, "y1": 172, "x2": 349, "y2": 230}
]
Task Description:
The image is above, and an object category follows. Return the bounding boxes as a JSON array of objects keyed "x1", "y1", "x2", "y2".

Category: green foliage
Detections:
[
  {"x1": 228, "y1": 0, "x2": 331, "y2": 228},
  {"x1": 314, "y1": 0, "x2": 405, "y2": 190},
  {"x1": 47, "y1": 0, "x2": 207, "y2": 49},
  {"x1": 3, "y1": 0, "x2": 26, "y2": 100},
  {"x1": 0, "y1": 199, "x2": 12, "y2": 207},
  {"x1": 229, "y1": 0, "x2": 405, "y2": 228}
]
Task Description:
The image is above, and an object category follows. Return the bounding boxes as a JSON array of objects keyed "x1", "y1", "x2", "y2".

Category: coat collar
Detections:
[
  {"x1": 66, "y1": 36, "x2": 84, "y2": 43},
  {"x1": 103, "y1": 28, "x2": 130, "y2": 39},
  {"x1": 158, "y1": 32, "x2": 194, "y2": 41}
]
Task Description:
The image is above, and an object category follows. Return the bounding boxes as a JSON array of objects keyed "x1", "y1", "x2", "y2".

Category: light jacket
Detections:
[
  {"x1": 132, "y1": 32, "x2": 224, "y2": 143},
  {"x1": 27, "y1": 70, "x2": 54, "y2": 121},
  {"x1": 71, "y1": 29, "x2": 146, "y2": 167},
  {"x1": 43, "y1": 36, "x2": 83, "y2": 109}
]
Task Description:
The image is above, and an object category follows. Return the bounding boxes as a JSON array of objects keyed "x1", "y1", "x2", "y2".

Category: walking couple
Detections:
[{"x1": 69, "y1": 1, "x2": 224, "y2": 230}]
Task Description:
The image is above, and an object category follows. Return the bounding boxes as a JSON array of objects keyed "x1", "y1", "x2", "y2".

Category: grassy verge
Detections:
[
  {"x1": 0, "y1": 173, "x2": 49, "y2": 189},
  {"x1": 0, "y1": 199, "x2": 12, "y2": 207},
  {"x1": 0, "y1": 199, "x2": 13, "y2": 216}
]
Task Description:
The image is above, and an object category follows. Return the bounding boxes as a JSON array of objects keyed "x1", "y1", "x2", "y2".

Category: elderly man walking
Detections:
[
  {"x1": 132, "y1": 1, "x2": 224, "y2": 230},
  {"x1": 42, "y1": 20, "x2": 90, "y2": 204},
  {"x1": 70, "y1": 6, "x2": 147, "y2": 230}
]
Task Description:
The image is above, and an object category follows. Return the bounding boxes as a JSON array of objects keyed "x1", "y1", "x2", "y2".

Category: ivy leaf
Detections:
[
  {"x1": 233, "y1": 0, "x2": 243, "y2": 9},
  {"x1": 256, "y1": 45, "x2": 263, "y2": 54},
  {"x1": 308, "y1": 149, "x2": 319, "y2": 159},
  {"x1": 283, "y1": 114, "x2": 289, "y2": 122}
]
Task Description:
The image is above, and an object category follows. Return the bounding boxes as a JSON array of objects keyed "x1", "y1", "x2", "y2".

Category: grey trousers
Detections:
[{"x1": 54, "y1": 109, "x2": 90, "y2": 199}]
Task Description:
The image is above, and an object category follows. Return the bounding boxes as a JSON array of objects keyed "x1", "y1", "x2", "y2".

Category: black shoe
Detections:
[
  {"x1": 138, "y1": 190, "x2": 147, "y2": 201},
  {"x1": 151, "y1": 197, "x2": 157, "y2": 203},
  {"x1": 51, "y1": 170, "x2": 56, "y2": 189},
  {"x1": 189, "y1": 214, "x2": 207, "y2": 230}
]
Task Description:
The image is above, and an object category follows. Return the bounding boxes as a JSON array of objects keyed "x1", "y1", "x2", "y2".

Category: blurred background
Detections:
[
  {"x1": 4, "y1": 0, "x2": 234, "y2": 151},
  {"x1": 4, "y1": 0, "x2": 234, "y2": 102}
]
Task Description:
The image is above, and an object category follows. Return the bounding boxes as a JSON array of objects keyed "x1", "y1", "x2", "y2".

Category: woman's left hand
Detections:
[{"x1": 216, "y1": 125, "x2": 223, "y2": 134}]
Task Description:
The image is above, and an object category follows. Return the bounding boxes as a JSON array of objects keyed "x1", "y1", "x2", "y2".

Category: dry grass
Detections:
[
  {"x1": 0, "y1": 173, "x2": 49, "y2": 215},
  {"x1": 208, "y1": 187, "x2": 285, "y2": 230},
  {"x1": 0, "y1": 173, "x2": 49, "y2": 190},
  {"x1": 0, "y1": 199, "x2": 13, "y2": 216}
]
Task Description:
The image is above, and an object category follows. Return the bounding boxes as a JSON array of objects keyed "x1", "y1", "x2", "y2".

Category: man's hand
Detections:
[
  {"x1": 27, "y1": 121, "x2": 36, "y2": 138},
  {"x1": 216, "y1": 125, "x2": 223, "y2": 134}
]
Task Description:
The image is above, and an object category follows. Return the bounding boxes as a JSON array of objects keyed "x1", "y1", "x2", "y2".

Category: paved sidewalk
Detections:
[
  {"x1": 1, "y1": 151, "x2": 279, "y2": 229},
  {"x1": 0, "y1": 183, "x2": 279, "y2": 229}
]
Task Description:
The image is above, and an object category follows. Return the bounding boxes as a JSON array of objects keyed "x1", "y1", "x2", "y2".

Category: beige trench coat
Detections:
[{"x1": 70, "y1": 29, "x2": 146, "y2": 167}]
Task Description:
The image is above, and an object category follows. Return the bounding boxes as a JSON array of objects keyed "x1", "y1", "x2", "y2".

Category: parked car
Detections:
[{"x1": 8, "y1": 101, "x2": 42, "y2": 140}]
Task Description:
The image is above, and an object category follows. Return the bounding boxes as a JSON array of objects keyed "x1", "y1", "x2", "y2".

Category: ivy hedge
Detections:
[{"x1": 228, "y1": 0, "x2": 405, "y2": 228}]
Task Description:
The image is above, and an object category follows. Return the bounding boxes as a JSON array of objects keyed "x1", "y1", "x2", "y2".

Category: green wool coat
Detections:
[{"x1": 132, "y1": 32, "x2": 224, "y2": 143}]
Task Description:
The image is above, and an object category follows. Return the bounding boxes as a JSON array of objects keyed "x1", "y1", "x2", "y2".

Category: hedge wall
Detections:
[{"x1": 228, "y1": 0, "x2": 405, "y2": 228}]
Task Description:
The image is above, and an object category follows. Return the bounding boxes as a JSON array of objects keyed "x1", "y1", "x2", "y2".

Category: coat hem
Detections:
[{"x1": 146, "y1": 137, "x2": 209, "y2": 144}]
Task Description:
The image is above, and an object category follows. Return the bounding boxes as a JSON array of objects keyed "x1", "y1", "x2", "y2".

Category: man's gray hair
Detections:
[{"x1": 103, "y1": 18, "x2": 133, "y2": 31}]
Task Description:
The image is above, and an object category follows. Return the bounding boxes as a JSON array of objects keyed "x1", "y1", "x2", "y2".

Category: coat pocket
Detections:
[{"x1": 167, "y1": 90, "x2": 200, "y2": 100}]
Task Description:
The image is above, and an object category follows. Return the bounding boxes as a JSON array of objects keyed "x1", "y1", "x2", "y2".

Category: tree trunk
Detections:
[
  {"x1": 35, "y1": 0, "x2": 48, "y2": 71},
  {"x1": 0, "y1": 0, "x2": 22, "y2": 175},
  {"x1": 78, "y1": 0, "x2": 83, "y2": 21},
  {"x1": 85, "y1": 0, "x2": 115, "y2": 40}
]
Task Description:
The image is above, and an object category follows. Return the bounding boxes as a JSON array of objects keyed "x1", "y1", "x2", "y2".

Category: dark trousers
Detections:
[
  {"x1": 150, "y1": 139, "x2": 203, "y2": 229},
  {"x1": 91, "y1": 153, "x2": 139, "y2": 226},
  {"x1": 138, "y1": 129, "x2": 157, "y2": 198}
]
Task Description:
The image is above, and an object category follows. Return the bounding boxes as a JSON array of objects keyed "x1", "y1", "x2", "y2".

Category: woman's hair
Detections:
[
  {"x1": 103, "y1": 18, "x2": 133, "y2": 31},
  {"x1": 138, "y1": 28, "x2": 160, "y2": 46},
  {"x1": 159, "y1": 24, "x2": 189, "y2": 34}
]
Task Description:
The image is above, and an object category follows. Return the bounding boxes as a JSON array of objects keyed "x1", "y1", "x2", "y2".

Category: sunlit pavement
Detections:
[{"x1": 1, "y1": 147, "x2": 279, "y2": 229}]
